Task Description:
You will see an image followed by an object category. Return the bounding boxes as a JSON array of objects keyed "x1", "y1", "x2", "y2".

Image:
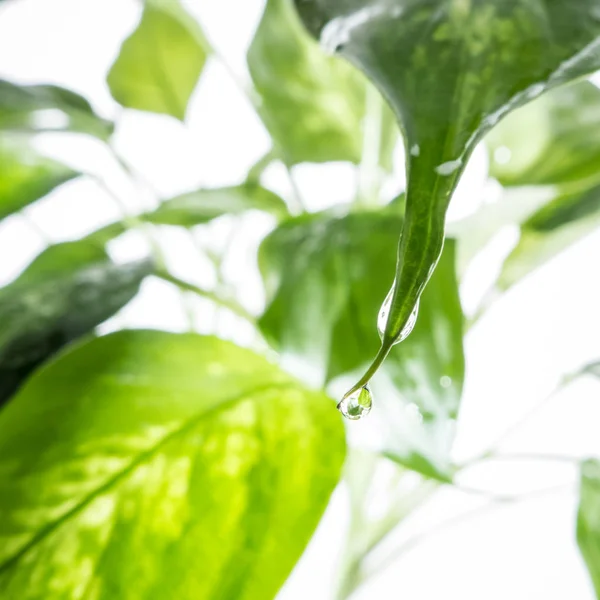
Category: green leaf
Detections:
[
  {"x1": 497, "y1": 183, "x2": 600, "y2": 291},
  {"x1": 0, "y1": 79, "x2": 113, "y2": 139},
  {"x1": 0, "y1": 330, "x2": 345, "y2": 599},
  {"x1": 107, "y1": 0, "x2": 209, "y2": 120},
  {"x1": 259, "y1": 210, "x2": 464, "y2": 479},
  {"x1": 86, "y1": 183, "x2": 289, "y2": 245},
  {"x1": 248, "y1": 0, "x2": 398, "y2": 166},
  {"x1": 577, "y1": 459, "x2": 600, "y2": 598},
  {"x1": 583, "y1": 361, "x2": 600, "y2": 379},
  {"x1": 294, "y1": 0, "x2": 600, "y2": 393},
  {"x1": 0, "y1": 137, "x2": 77, "y2": 221},
  {"x1": 487, "y1": 81, "x2": 600, "y2": 187},
  {"x1": 0, "y1": 242, "x2": 152, "y2": 406}
]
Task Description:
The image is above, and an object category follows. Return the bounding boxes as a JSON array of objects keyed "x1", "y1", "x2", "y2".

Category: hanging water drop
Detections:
[
  {"x1": 337, "y1": 385, "x2": 373, "y2": 421},
  {"x1": 377, "y1": 286, "x2": 420, "y2": 344}
]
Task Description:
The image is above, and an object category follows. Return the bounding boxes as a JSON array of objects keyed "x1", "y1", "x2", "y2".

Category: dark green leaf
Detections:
[
  {"x1": 86, "y1": 184, "x2": 289, "y2": 245},
  {"x1": 497, "y1": 183, "x2": 600, "y2": 290},
  {"x1": 248, "y1": 0, "x2": 398, "y2": 166},
  {"x1": 0, "y1": 242, "x2": 152, "y2": 406},
  {"x1": 259, "y1": 210, "x2": 464, "y2": 479},
  {"x1": 294, "y1": 0, "x2": 600, "y2": 392},
  {"x1": 0, "y1": 137, "x2": 77, "y2": 221},
  {"x1": 107, "y1": 0, "x2": 209, "y2": 120},
  {"x1": 487, "y1": 81, "x2": 600, "y2": 187},
  {"x1": 0, "y1": 330, "x2": 345, "y2": 599},
  {"x1": 577, "y1": 459, "x2": 600, "y2": 598},
  {"x1": 0, "y1": 79, "x2": 113, "y2": 139}
]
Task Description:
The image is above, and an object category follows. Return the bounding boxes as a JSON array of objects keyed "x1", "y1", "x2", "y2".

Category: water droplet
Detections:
[
  {"x1": 440, "y1": 375, "x2": 452, "y2": 388},
  {"x1": 377, "y1": 285, "x2": 420, "y2": 344},
  {"x1": 434, "y1": 159, "x2": 463, "y2": 176},
  {"x1": 337, "y1": 385, "x2": 373, "y2": 420},
  {"x1": 410, "y1": 144, "x2": 420, "y2": 157}
]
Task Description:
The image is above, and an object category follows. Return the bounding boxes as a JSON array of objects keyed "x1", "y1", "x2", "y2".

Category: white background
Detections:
[{"x1": 1, "y1": 0, "x2": 600, "y2": 598}]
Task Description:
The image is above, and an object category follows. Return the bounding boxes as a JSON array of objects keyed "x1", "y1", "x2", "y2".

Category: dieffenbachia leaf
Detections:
[
  {"x1": 577, "y1": 459, "x2": 600, "y2": 598},
  {"x1": 0, "y1": 137, "x2": 77, "y2": 221},
  {"x1": 294, "y1": 0, "x2": 600, "y2": 395},
  {"x1": 487, "y1": 80, "x2": 600, "y2": 187},
  {"x1": 248, "y1": 0, "x2": 398, "y2": 166},
  {"x1": 0, "y1": 79, "x2": 113, "y2": 139},
  {"x1": 0, "y1": 330, "x2": 345, "y2": 599},
  {"x1": 0, "y1": 241, "x2": 152, "y2": 406},
  {"x1": 86, "y1": 183, "x2": 289, "y2": 246},
  {"x1": 259, "y1": 210, "x2": 464, "y2": 479},
  {"x1": 107, "y1": 0, "x2": 209, "y2": 120}
]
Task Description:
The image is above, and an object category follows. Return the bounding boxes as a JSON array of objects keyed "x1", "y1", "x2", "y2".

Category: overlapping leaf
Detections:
[
  {"x1": 0, "y1": 241, "x2": 152, "y2": 406},
  {"x1": 259, "y1": 210, "x2": 464, "y2": 479},
  {"x1": 0, "y1": 330, "x2": 345, "y2": 599},
  {"x1": 248, "y1": 0, "x2": 397, "y2": 166},
  {"x1": 294, "y1": 0, "x2": 600, "y2": 390}
]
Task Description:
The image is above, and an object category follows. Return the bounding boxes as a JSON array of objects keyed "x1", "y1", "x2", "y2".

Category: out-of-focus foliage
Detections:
[
  {"x1": 0, "y1": 242, "x2": 152, "y2": 406},
  {"x1": 107, "y1": 0, "x2": 208, "y2": 119},
  {"x1": 578, "y1": 459, "x2": 600, "y2": 597}
]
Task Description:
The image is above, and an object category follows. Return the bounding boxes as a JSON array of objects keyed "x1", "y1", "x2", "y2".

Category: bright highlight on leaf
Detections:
[{"x1": 0, "y1": 331, "x2": 345, "y2": 600}]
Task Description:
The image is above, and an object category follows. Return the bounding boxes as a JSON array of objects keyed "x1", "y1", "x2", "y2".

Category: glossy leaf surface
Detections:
[
  {"x1": 294, "y1": 0, "x2": 600, "y2": 392},
  {"x1": 0, "y1": 79, "x2": 113, "y2": 139},
  {"x1": 107, "y1": 0, "x2": 208, "y2": 120},
  {"x1": 259, "y1": 210, "x2": 464, "y2": 479},
  {"x1": 248, "y1": 0, "x2": 398, "y2": 166},
  {"x1": 0, "y1": 330, "x2": 345, "y2": 599},
  {"x1": 0, "y1": 242, "x2": 152, "y2": 406},
  {"x1": 0, "y1": 138, "x2": 77, "y2": 221},
  {"x1": 577, "y1": 459, "x2": 600, "y2": 598}
]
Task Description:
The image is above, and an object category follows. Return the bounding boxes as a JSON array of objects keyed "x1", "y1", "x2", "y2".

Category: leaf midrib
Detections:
[{"x1": 0, "y1": 381, "x2": 295, "y2": 575}]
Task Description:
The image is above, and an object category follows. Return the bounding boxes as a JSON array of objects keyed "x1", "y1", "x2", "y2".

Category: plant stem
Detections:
[{"x1": 155, "y1": 269, "x2": 256, "y2": 326}]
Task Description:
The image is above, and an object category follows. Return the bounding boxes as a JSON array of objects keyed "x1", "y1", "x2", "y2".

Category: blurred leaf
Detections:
[
  {"x1": 497, "y1": 183, "x2": 600, "y2": 291},
  {"x1": 0, "y1": 79, "x2": 113, "y2": 139},
  {"x1": 259, "y1": 210, "x2": 464, "y2": 480},
  {"x1": 0, "y1": 137, "x2": 77, "y2": 221},
  {"x1": 248, "y1": 0, "x2": 398, "y2": 166},
  {"x1": 294, "y1": 0, "x2": 600, "y2": 390},
  {"x1": 0, "y1": 242, "x2": 152, "y2": 406},
  {"x1": 577, "y1": 459, "x2": 600, "y2": 598},
  {"x1": 0, "y1": 330, "x2": 345, "y2": 599},
  {"x1": 107, "y1": 0, "x2": 208, "y2": 120},
  {"x1": 583, "y1": 361, "x2": 600, "y2": 379},
  {"x1": 147, "y1": 183, "x2": 290, "y2": 224},
  {"x1": 87, "y1": 183, "x2": 288, "y2": 245},
  {"x1": 487, "y1": 81, "x2": 600, "y2": 187}
]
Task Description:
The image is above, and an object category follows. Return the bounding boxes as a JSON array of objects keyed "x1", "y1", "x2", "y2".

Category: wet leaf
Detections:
[
  {"x1": 86, "y1": 183, "x2": 288, "y2": 245},
  {"x1": 0, "y1": 137, "x2": 77, "y2": 221},
  {"x1": 577, "y1": 459, "x2": 600, "y2": 598},
  {"x1": 0, "y1": 241, "x2": 152, "y2": 406},
  {"x1": 0, "y1": 330, "x2": 345, "y2": 599},
  {"x1": 487, "y1": 80, "x2": 600, "y2": 187},
  {"x1": 0, "y1": 79, "x2": 113, "y2": 139},
  {"x1": 107, "y1": 0, "x2": 209, "y2": 120},
  {"x1": 294, "y1": 0, "x2": 600, "y2": 392},
  {"x1": 248, "y1": 0, "x2": 398, "y2": 166},
  {"x1": 259, "y1": 210, "x2": 464, "y2": 480}
]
